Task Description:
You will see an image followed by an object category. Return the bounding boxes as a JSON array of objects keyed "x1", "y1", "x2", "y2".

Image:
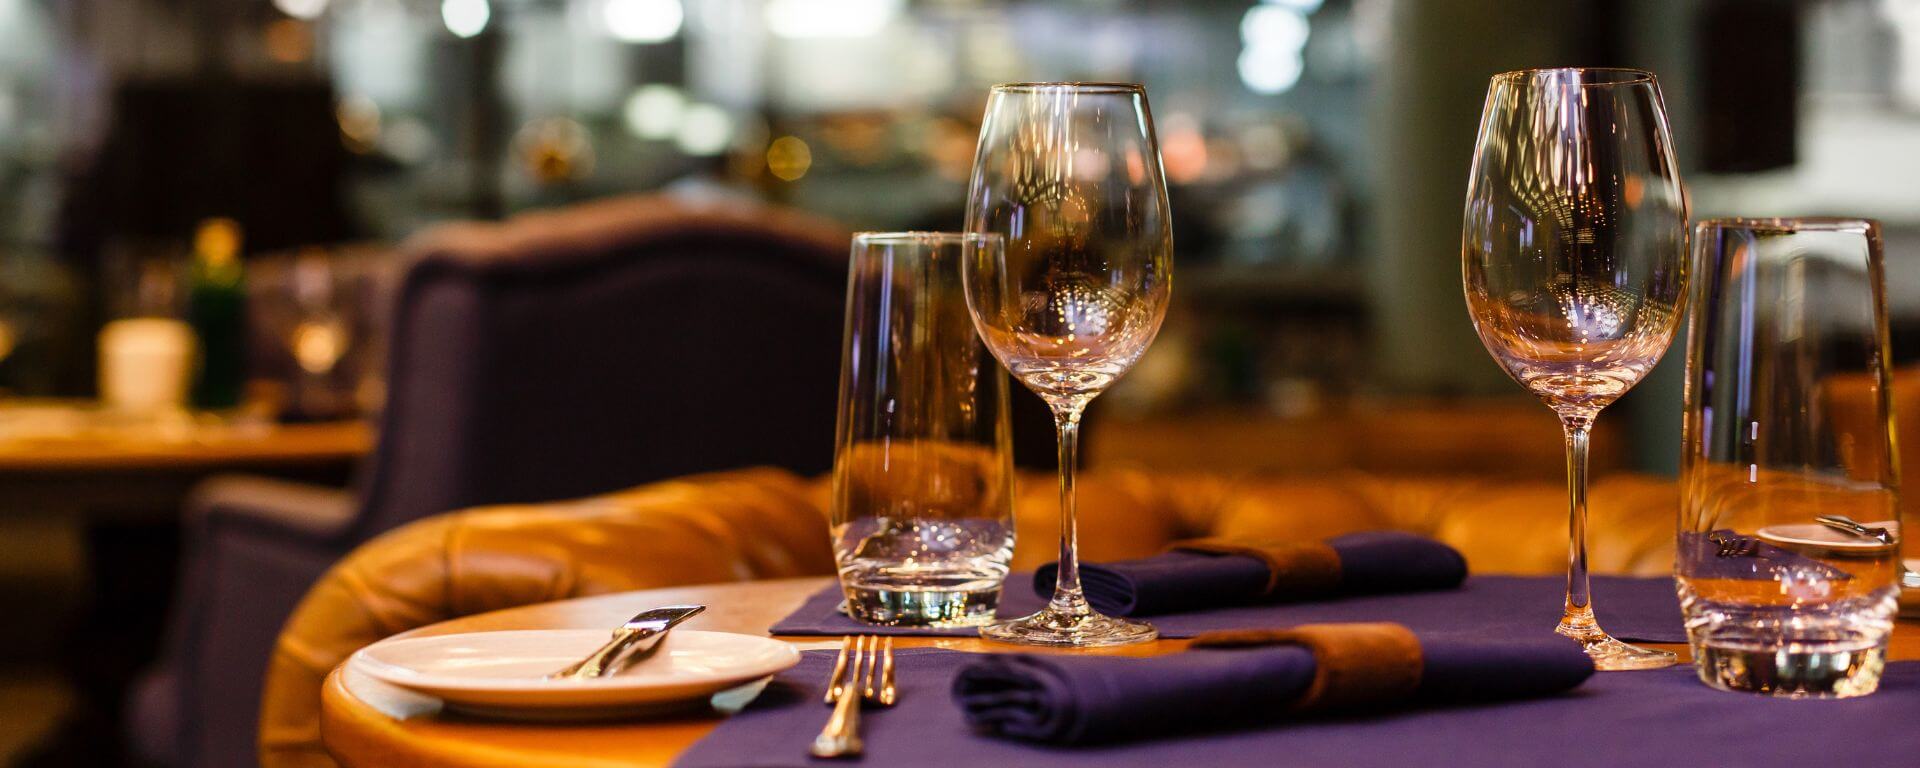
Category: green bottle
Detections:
[{"x1": 188, "y1": 218, "x2": 246, "y2": 410}]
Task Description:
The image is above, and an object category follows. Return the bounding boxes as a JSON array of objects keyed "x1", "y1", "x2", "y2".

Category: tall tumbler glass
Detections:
[
  {"x1": 1681, "y1": 217, "x2": 1902, "y2": 697},
  {"x1": 1462, "y1": 68, "x2": 1687, "y2": 670},
  {"x1": 832, "y1": 232, "x2": 1016, "y2": 627}
]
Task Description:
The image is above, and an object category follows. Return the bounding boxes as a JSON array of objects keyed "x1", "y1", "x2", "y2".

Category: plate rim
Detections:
[{"x1": 1754, "y1": 520, "x2": 1901, "y2": 550}]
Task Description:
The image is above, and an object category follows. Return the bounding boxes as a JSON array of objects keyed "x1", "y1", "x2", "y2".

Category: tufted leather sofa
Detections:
[{"x1": 261, "y1": 467, "x2": 1678, "y2": 767}]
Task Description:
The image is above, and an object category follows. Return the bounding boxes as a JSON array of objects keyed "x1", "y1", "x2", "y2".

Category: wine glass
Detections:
[
  {"x1": 962, "y1": 82, "x2": 1173, "y2": 647},
  {"x1": 261, "y1": 249, "x2": 359, "y2": 420},
  {"x1": 1462, "y1": 68, "x2": 1687, "y2": 670}
]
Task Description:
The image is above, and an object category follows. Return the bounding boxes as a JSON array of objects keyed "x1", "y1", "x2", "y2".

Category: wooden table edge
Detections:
[{"x1": 0, "y1": 420, "x2": 373, "y2": 473}]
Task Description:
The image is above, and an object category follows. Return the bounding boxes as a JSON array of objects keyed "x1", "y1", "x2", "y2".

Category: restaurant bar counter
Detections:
[{"x1": 260, "y1": 466, "x2": 1677, "y2": 768}]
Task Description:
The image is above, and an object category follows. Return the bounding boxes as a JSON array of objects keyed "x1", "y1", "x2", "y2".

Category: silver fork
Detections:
[
  {"x1": 1815, "y1": 514, "x2": 1896, "y2": 545},
  {"x1": 548, "y1": 605, "x2": 705, "y2": 680},
  {"x1": 1710, "y1": 532, "x2": 1758, "y2": 558},
  {"x1": 811, "y1": 635, "x2": 896, "y2": 759}
]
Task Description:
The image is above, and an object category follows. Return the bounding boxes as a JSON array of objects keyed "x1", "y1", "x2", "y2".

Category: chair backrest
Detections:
[{"x1": 350, "y1": 195, "x2": 849, "y2": 537}]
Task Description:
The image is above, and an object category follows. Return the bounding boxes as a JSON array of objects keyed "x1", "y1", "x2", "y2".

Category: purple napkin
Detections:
[
  {"x1": 1034, "y1": 531, "x2": 1469, "y2": 615},
  {"x1": 953, "y1": 631, "x2": 1592, "y2": 744}
]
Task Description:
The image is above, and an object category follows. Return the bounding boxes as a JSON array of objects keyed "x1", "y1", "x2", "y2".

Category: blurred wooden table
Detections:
[
  {"x1": 0, "y1": 404, "x2": 374, "y2": 764},
  {"x1": 320, "y1": 577, "x2": 1920, "y2": 768},
  {"x1": 0, "y1": 408, "x2": 372, "y2": 517}
]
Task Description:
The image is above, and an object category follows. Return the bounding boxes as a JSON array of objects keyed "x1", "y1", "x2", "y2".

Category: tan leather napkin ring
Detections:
[
  {"x1": 1190, "y1": 623, "x2": 1424, "y2": 712},
  {"x1": 1169, "y1": 538, "x2": 1343, "y2": 598}
]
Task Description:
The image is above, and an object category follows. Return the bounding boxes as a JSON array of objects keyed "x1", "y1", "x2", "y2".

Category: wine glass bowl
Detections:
[
  {"x1": 976, "y1": 273, "x2": 1165, "y2": 405},
  {"x1": 1462, "y1": 67, "x2": 1687, "y2": 670},
  {"x1": 963, "y1": 82, "x2": 1173, "y2": 647},
  {"x1": 1466, "y1": 282, "x2": 1683, "y2": 413}
]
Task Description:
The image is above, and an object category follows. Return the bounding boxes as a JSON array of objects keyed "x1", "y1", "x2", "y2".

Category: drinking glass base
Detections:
[
  {"x1": 1693, "y1": 641, "x2": 1885, "y2": 698},
  {"x1": 841, "y1": 582, "x2": 1001, "y2": 628},
  {"x1": 979, "y1": 608, "x2": 1157, "y2": 647}
]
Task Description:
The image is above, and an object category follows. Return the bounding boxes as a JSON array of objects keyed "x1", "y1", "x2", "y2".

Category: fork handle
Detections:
[
  {"x1": 811, "y1": 674, "x2": 864, "y2": 758},
  {"x1": 1816, "y1": 515, "x2": 1893, "y2": 543},
  {"x1": 551, "y1": 627, "x2": 656, "y2": 679}
]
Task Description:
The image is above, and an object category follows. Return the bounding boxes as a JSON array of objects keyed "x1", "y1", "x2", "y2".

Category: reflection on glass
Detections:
[
  {"x1": 964, "y1": 83, "x2": 1173, "y2": 647},
  {"x1": 1680, "y1": 218, "x2": 1902, "y2": 697},
  {"x1": 1462, "y1": 68, "x2": 1686, "y2": 670}
]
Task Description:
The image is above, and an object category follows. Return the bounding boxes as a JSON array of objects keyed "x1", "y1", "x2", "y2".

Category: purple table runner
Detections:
[
  {"x1": 674, "y1": 649, "x2": 1920, "y2": 768},
  {"x1": 770, "y1": 574, "x2": 1686, "y2": 644}
]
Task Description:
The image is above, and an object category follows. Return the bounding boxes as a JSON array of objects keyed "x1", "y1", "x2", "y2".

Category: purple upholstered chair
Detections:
[{"x1": 130, "y1": 196, "x2": 850, "y2": 767}]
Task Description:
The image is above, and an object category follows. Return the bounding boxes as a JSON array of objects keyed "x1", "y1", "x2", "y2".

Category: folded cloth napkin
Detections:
[
  {"x1": 953, "y1": 622, "x2": 1593, "y2": 745},
  {"x1": 1034, "y1": 531, "x2": 1468, "y2": 615}
]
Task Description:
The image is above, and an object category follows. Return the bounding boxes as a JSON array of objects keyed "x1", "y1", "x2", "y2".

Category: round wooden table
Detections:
[{"x1": 320, "y1": 577, "x2": 1920, "y2": 768}]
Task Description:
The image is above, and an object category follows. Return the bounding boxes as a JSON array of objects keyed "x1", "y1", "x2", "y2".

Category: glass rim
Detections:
[
  {"x1": 990, "y1": 82, "x2": 1145, "y2": 94},
  {"x1": 1693, "y1": 216, "x2": 1880, "y2": 235},
  {"x1": 852, "y1": 231, "x2": 1001, "y2": 246},
  {"x1": 1490, "y1": 67, "x2": 1657, "y2": 86}
]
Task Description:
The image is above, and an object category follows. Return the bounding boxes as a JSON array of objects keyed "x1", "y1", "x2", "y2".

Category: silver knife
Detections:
[{"x1": 549, "y1": 605, "x2": 706, "y2": 679}]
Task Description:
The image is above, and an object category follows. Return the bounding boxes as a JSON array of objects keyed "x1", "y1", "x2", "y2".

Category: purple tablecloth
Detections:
[
  {"x1": 674, "y1": 649, "x2": 1920, "y2": 768},
  {"x1": 771, "y1": 575, "x2": 1686, "y2": 644}
]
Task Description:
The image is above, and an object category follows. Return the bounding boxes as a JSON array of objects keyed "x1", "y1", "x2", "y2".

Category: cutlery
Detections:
[
  {"x1": 1815, "y1": 515, "x2": 1896, "y2": 545},
  {"x1": 811, "y1": 635, "x2": 895, "y2": 758},
  {"x1": 1708, "y1": 531, "x2": 1758, "y2": 558},
  {"x1": 549, "y1": 605, "x2": 705, "y2": 680}
]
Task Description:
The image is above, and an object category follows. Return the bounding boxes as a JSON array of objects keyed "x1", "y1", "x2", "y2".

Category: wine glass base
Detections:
[
  {"x1": 980, "y1": 608, "x2": 1157, "y2": 648},
  {"x1": 1558, "y1": 625, "x2": 1676, "y2": 671}
]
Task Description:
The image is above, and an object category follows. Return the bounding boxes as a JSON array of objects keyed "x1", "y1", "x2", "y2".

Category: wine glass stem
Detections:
[
  {"x1": 1047, "y1": 405, "x2": 1091, "y2": 617},
  {"x1": 1558, "y1": 413, "x2": 1600, "y2": 639}
]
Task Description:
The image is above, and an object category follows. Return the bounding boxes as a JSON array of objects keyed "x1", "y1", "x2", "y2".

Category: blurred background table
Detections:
[
  {"x1": 0, "y1": 400, "x2": 372, "y2": 766},
  {"x1": 0, "y1": 401, "x2": 371, "y2": 515},
  {"x1": 319, "y1": 578, "x2": 1920, "y2": 768}
]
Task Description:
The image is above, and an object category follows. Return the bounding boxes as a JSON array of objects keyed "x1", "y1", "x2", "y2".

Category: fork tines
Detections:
[
  {"x1": 823, "y1": 635, "x2": 896, "y2": 707},
  {"x1": 823, "y1": 636, "x2": 857, "y2": 704},
  {"x1": 1709, "y1": 531, "x2": 1759, "y2": 558}
]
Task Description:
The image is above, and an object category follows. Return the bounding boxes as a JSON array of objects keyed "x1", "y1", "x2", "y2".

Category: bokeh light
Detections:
[
  {"x1": 1239, "y1": 3, "x2": 1310, "y2": 95},
  {"x1": 675, "y1": 104, "x2": 734, "y2": 156},
  {"x1": 623, "y1": 85, "x2": 686, "y2": 139},
  {"x1": 765, "y1": 0, "x2": 901, "y2": 39},
  {"x1": 272, "y1": 0, "x2": 328, "y2": 21},
  {"x1": 336, "y1": 96, "x2": 382, "y2": 154},
  {"x1": 441, "y1": 0, "x2": 490, "y2": 38},
  {"x1": 766, "y1": 136, "x2": 813, "y2": 181},
  {"x1": 603, "y1": 0, "x2": 683, "y2": 43}
]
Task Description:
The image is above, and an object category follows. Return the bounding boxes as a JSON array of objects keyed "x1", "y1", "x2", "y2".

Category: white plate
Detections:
[
  {"x1": 349, "y1": 629, "x2": 799, "y2": 720},
  {"x1": 1755, "y1": 520, "x2": 1900, "y2": 552}
]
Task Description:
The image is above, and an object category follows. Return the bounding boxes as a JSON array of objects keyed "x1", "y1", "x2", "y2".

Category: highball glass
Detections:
[
  {"x1": 1680, "y1": 217, "x2": 1901, "y2": 697},
  {"x1": 831, "y1": 232, "x2": 1016, "y2": 627}
]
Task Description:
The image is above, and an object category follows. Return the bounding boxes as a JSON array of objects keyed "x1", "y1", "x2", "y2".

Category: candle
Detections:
[{"x1": 99, "y1": 318, "x2": 196, "y2": 414}]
